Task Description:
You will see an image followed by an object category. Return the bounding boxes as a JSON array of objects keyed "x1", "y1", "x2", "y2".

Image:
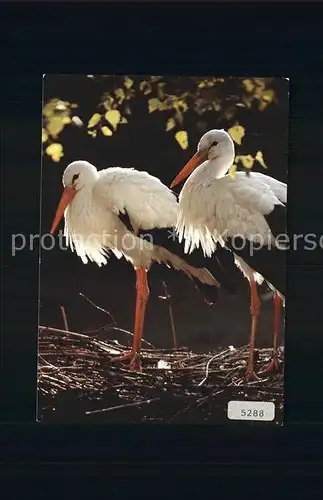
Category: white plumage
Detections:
[
  {"x1": 61, "y1": 162, "x2": 219, "y2": 285},
  {"x1": 170, "y1": 129, "x2": 287, "y2": 380},
  {"x1": 63, "y1": 163, "x2": 174, "y2": 265},
  {"x1": 50, "y1": 160, "x2": 233, "y2": 372}
]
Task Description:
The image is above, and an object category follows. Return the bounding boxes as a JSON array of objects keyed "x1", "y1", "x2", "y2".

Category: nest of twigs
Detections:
[{"x1": 38, "y1": 324, "x2": 284, "y2": 424}]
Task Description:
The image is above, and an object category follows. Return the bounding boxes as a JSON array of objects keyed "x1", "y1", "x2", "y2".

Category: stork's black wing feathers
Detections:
[
  {"x1": 117, "y1": 209, "x2": 238, "y2": 304},
  {"x1": 223, "y1": 204, "x2": 286, "y2": 296},
  {"x1": 264, "y1": 204, "x2": 286, "y2": 240},
  {"x1": 117, "y1": 210, "x2": 135, "y2": 234},
  {"x1": 225, "y1": 237, "x2": 286, "y2": 296},
  {"x1": 137, "y1": 227, "x2": 238, "y2": 298}
]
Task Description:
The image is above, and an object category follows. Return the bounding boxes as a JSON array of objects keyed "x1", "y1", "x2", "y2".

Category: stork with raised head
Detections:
[
  {"x1": 170, "y1": 129, "x2": 286, "y2": 381},
  {"x1": 49, "y1": 160, "x2": 237, "y2": 373}
]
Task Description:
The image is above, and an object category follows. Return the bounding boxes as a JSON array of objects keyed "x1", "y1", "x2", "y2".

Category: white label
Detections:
[{"x1": 227, "y1": 401, "x2": 275, "y2": 421}]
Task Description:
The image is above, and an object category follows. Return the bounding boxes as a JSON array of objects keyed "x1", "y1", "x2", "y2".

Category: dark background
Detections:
[{"x1": 40, "y1": 74, "x2": 289, "y2": 351}]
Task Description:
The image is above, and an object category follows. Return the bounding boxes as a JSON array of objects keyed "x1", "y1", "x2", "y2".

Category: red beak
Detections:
[
  {"x1": 50, "y1": 186, "x2": 76, "y2": 234},
  {"x1": 170, "y1": 150, "x2": 208, "y2": 189}
]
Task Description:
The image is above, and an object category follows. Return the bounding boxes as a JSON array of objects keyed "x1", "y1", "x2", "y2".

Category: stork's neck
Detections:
[
  {"x1": 70, "y1": 184, "x2": 96, "y2": 215},
  {"x1": 205, "y1": 153, "x2": 234, "y2": 180}
]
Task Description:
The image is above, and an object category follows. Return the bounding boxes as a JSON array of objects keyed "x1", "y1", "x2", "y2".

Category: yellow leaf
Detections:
[
  {"x1": 262, "y1": 89, "x2": 274, "y2": 103},
  {"x1": 120, "y1": 117, "x2": 128, "y2": 124},
  {"x1": 229, "y1": 165, "x2": 237, "y2": 180},
  {"x1": 175, "y1": 130, "x2": 188, "y2": 150},
  {"x1": 140, "y1": 80, "x2": 147, "y2": 91},
  {"x1": 105, "y1": 110, "x2": 121, "y2": 130},
  {"x1": 174, "y1": 109, "x2": 183, "y2": 125},
  {"x1": 114, "y1": 88, "x2": 125, "y2": 103},
  {"x1": 243, "y1": 79, "x2": 255, "y2": 93},
  {"x1": 148, "y1": 98, "x2": 160, "y2": 113},
  {"x1": 178, "y1": 100, "x2": 188, "y2": 112},
  {"x1": 45, "y1": 143, "x2": 63, "y2": 162},
  {"x1": 42, "y1": 128, "x2": 48, "y2": 143},
  {"x1": 228, "y1": 125, "x2": 245, "y2": 145},
  {"x1": 101, "y1": 126, "x2": 113, "y2": 136},
  {"x1": 158, "y1": 101, "x2": 171, "y2": 111},
  {"x1": 240, "y1": 155, "x2": 254, "y2": 169},
  {"x1": 87, "y1": 113, "x2": 101, "y2": 128},
  {"x1": 62, "y1": 116, "x2": 71, "y2": 125},
  {"x1": 140, "y1": 81, "x2": 152, "y2": 95},
  {"x1": 47, "y1": 116, "x2": 65, "y2": 138},
  {"x1": 43, "y1": 101, "x2": 56, "y2": 118},
  {"x1": 55, "y1": 100, "x2": 67, "y2": 111},
  {"x1": 124, "y1": 76, "x2": 134, "y2": 89},
  {"x1": 255, "y1": 151, "x2": 267, "y2": 169},
  {"x1": 166, "y1": 118, "x2": 176, "y2": 131},
  {"x1": 255, "y1": 79, "x2": 266, "y2": 91},
  {"x1": 103, "y1": 96, "x2": 114, "y2": 110}
]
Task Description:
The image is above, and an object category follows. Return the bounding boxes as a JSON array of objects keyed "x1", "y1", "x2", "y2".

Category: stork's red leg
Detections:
[
  {"x1": 245, "y1": 279, "x2": 261, "y2": 382},
  {"x1": 259, "y1": 292, "x2": 282, "y2": 376},
  {"x1": 111, "y1": 268, "x2": 149, "y2": 372}
]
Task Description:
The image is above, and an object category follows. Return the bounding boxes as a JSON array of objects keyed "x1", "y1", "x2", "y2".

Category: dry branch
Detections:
[{"x1": 37, "y1": 324, "x2": 284, "y2": 423}]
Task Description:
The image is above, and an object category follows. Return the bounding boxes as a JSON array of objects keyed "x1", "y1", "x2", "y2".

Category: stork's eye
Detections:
[
  {"x1": 210, "y1": 140, "x2": 218, "y2": 148},
  {"x1": 72, "y1": 174, "x2": 80, "y2": 183}
]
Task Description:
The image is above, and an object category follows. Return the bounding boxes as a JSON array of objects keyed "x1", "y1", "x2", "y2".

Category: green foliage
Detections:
[{"x1": 42, "y1": 75, "x2": 282, "y2": 168}]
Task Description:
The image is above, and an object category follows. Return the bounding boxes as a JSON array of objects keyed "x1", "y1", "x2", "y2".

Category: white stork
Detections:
[
  {"x1": 170, "y1": 129, "x2": 286, "y2": 381},
  {"x1": 49, "y1": 160, "x2": 237, "y2": 372}
]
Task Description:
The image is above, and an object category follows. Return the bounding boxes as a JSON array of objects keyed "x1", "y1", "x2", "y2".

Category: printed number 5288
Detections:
[
  {"x1": 227, "y1": 401, "x2": 275, "y2": 421},
  {"x1": 241, "y1": 409, "x2": 264, "y2": 418}
]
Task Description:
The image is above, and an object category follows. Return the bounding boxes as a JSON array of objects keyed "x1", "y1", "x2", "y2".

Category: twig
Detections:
[
  {"x1": 38, "y1": 355, "x2": 58, "y2": 368},
  {"x1": 39, "y1": 325, "x2": 90, "y2": 339},
  {"x1": 38, "y1": 325, "x2": 123, "y2": 355},
  {"x1": 103, "y1": 326, "x2": 155, "y2": 348},
  {"x1": 85, "y1": 397, "x2": 160, "y2": 415},
  {"x1": 79, "y1": 292, "x2": 116, "y2": 325},
  {"x1": 198, "y1": 349, "x2": 232, "y2": 386},
  {"x1": 161, "y1": 281, "x2": 178, "y2": 350},
  {"x1": 195, "y1": 389, "x2": 225, "y2": 409},
  {"x1": 60, "y1": 305, "x2": 69, "y2": 331}
]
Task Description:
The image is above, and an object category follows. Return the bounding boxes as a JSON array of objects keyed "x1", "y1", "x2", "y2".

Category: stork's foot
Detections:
[
  {"x1": 245, "y1": 370, "x2": 261, "y2": 382},
  {"x1": 110, "y1": 351, "x2": 142, "y2": 372},
  {"x1": 258, "y1": 357, "x2": 280, "y2": 377},
  {"x1": 129, "y1": 353, "x2": 142, "y2": 372}
]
